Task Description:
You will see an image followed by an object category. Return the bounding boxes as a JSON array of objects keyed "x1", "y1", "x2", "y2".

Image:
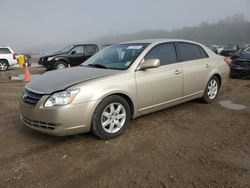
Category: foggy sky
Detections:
[{"x1": 1, "y1": 0, "x2": 250, "y2": 53}]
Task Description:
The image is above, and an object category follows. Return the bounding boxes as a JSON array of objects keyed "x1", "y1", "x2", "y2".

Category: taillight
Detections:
[
  {"x1": 13, "y1": 53, "x2": 16, "y2": 60},
  {"x1": 224, "y1": 57, "x2": 232, "y2": 65}
]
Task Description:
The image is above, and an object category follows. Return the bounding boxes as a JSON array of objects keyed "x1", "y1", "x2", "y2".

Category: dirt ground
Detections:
[{"x1": 0, "y1": 66, "x2": 249, "y2": 188}]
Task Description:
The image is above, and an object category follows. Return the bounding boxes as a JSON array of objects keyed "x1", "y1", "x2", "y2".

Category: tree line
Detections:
[{"x1": 91, "y1": 15, "x2": 250, "y2": 47}]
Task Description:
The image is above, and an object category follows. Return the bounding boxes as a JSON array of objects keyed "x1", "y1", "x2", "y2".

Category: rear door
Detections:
[
  {"x1": 176, "y1": 42, "x2": 211, "y2": 96},
  {"x1": 82, "y1": 45, "x2": 98, "y2": 62},
  {"x1": 135, "y1": 43, "x2": 183, "y2": 111}
]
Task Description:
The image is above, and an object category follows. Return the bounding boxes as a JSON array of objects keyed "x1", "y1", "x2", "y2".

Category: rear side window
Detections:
[
  {"x1": 85, "y1": 46, "x2": 98, "y2": 55},
  {"x1": 0, "y1": 48, "x2": 11, "y2": 54},
  {"x1": 176, "y1": 42, "x2": 208, "y2": 62},
  {"x1": 144, "y1": 43, "x2": 177, "y2": 66}
]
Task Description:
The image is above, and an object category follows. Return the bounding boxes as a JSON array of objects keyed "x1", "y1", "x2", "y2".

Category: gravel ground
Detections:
[{"x1": 0, "y1": 66, "x2": 249, "y2": 188}]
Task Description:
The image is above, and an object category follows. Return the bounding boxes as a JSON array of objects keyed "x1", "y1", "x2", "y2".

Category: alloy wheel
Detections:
[
  {"x1": 0, "y1": 62, "x2": 8, "y2": 71},
  {"x1": 101, "y1": 102, "x2": 126, "y2": 133},
  {"x1": 207, "y1": 79, "x2": 218, "y2": 99},
  {"x1": 57, "y1": 63, "x2": 66, "y2": 69}
]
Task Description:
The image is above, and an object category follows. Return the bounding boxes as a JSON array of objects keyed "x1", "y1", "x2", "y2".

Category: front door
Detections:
[
  {"x1": 68, "y1": 46, "x2": 84, "y2": 66},
  {"x1": 135, "y1": 43, "x2": 183, "y2": 111}
]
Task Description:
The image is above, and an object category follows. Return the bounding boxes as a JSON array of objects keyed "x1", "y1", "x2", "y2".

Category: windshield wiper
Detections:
[{"x1": 88, "y1": 64, "x2": 107, "y2": 69}]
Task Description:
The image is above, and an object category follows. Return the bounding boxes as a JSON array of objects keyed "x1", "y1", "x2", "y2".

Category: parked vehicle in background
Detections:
[
  {"x1": 0, "y1": 46, "x2": 18, "y2": 71},
  {"x1": 20, "y1": 39, "x2": 229, "y2": 139},
  {"x1": 216, "y1": 45, "x2": 224, "y2": 54},
  {"x1": 230, "y1": 49, "x2": 250, "y2": 79},
  {"x1": 243, "y1": 47, "x2": 250, "y2": 53},
  {"x1": 220, "y1": 45, "x2": 238, "y2": 57},
  {"x1": 208, "y1": 45, "x2": 225, "y2": 54},
  {"x1": 39, "y1": 44, "x2": 99, "y2": 70},
  {"x1": 208, "y1": 45, "x2": 218, "y2": 54}
]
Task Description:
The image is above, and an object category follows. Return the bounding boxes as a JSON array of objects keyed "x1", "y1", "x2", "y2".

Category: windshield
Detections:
[
  {"x1": 56, "y1": 45, "x2": 73, "y2": 54},
  {"x1": 223, "y1": 45, "x2": 237, "y2": 50},
  {"x1": 244, "y1": 47, "x2": 250, "y2": 52},
  {"x1": 81, "y1": 43, "x2": 149, "y2": 70}
]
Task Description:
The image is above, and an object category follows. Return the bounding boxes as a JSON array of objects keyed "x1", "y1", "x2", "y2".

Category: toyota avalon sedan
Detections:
[{"x1": 20, "y1": 39, "x2": 230, "y2": 139}]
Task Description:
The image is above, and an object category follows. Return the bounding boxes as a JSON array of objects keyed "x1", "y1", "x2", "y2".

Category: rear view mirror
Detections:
[
  {"x1": 71, "y1": 51, "x2": 76, "y2": 55},
  {"x1": 138, "y1": 59, "x2": 160, "y2": 70}
]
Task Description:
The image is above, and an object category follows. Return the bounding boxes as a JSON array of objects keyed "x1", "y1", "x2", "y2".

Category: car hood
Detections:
[
  {"x1": 231, "y1": 51, "x2": 250, "y2": 61},
  {"x1": 26, "y1": 66, "x2": 121, "y2": 94},
  {"x1": 42, "y1": 52, "x2": 66, "y2": 58}
]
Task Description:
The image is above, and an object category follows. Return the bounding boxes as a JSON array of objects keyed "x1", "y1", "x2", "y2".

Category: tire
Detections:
[
  {"x1": 0, "y1": 60, "x2": 9, "y2": 71},
  {"x1": 91, "y1": 95, "x2": 131, "y2": 139},
  {"x1": 201, "y1": 76, "x2": 220, "y2": 103},
  {"x1": 53, "y1": 61, "x2": 67, "y2": 70}
]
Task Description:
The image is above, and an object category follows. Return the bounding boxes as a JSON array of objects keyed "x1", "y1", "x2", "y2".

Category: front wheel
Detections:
[
  {"x1": 0, "y1": 60, "x2": 9, "y2": 71},
  {"x1": 201, "y1": 76, "x2": 220, "y2": 103},
  {"x1": 91, "y1": 95, "x2": 131, "y2": 139},
  {"x1": 54, "y1": 61, "x2": 67, "y2": 70}
]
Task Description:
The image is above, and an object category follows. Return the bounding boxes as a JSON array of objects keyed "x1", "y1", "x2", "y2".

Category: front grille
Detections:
[
  {"x1": 21, "y1": 115, "x2": 56, "y2": 130},
  {"x1": 23, "y1": 89, "x2": 43, "y2": 107}
]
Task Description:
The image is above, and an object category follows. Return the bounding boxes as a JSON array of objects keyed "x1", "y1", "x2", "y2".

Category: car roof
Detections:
[
  {"x1": 120, "y1": 39, "x2": 204, "y2": 46},
  {"x1": 73, "y1": 44, "x2": 98, "y2": 46},
  {"x1": 0, "y1": 46, "x2": 10, "y2": 48}
]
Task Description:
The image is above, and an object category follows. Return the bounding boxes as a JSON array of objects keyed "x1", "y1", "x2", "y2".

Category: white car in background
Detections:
[
  {"x1": 0, "y1": 46, "x2": 18, "y2": 71},
  {"x1": 216, "y1": 45, "x2": 224, "y2": 54}
]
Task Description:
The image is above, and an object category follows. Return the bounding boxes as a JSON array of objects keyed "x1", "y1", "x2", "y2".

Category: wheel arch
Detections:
[
  {"x1": 204, "y1": 69, "x2": 222, "y2": 90},
  {"x1": 54, "y1": 57, "x2": 70, "y2": 64},
  {"x1": 98, "y1": 92, "x2": 135, "y2": 119},
  {"x1": 213, "y1": 73, "x2": 222, "y2": 88},
  {"x1": 0, "y1": 59, "x2": 9, "y2": 66}
]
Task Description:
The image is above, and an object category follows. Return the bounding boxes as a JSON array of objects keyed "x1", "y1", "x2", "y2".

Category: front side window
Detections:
[
  {"x1": 144, "y1": 43, "x2": 177, "y2": 66},
  {"x1": 82, "y1": 43, "x2": 149, "y2": 70},
  {"x1": 0, "y1": 48, "x2": 11, "y2": 54},
  {"x1": 177, "y1": 42, "x2": 208, "y2": 62},
  {"x1": 71, "y1": 46, "x2": 84, "y2": 54}
]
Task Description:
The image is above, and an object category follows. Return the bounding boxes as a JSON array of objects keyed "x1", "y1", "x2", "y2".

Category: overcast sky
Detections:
[{"x1": 1, "y1": 0, "x2": 250, "y2": 52}]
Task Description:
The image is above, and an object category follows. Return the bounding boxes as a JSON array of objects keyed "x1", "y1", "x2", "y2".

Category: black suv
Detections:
[{"x1": 39, "y1": 44, "x2": 99, "y2": 70}]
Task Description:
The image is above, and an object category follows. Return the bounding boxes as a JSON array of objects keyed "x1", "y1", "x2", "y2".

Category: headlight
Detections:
[
  {"x1": 47, "y1": 57, "x2": 54, "y2": 61},
  {"x1": 44, "y1": 89, "x2": 80, "y2": 108}
]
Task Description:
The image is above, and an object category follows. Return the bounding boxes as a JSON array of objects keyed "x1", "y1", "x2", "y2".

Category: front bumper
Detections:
[
  {"x1": 19, "y1": 96, "x2": 100, "y2": 136},
  {"x1": 38, "y1": 60, "x2": 53, "y2": 69}
]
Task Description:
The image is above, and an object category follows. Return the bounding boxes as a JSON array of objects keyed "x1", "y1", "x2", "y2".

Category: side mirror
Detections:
[
  {"x1": 71, "y1": 50, "x2": 76, "y2": 55},
  {"x1": 138, "y1": 59, "x2": 160, "y2": 70}
]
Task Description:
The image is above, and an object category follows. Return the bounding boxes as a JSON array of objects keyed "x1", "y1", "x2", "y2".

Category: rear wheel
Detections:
[
  {"x1": 91, "y1": 95, "x2": 131, "y2": 139},
  {"x1": 201, "y1": 76, "x2": 220, "y2": 103},
  {"x1": 54, "y1": 61, "x2": 67, "y2": 70},
  {"x1": 0, "y1": 60, "x2": 9, "y2": 71}
]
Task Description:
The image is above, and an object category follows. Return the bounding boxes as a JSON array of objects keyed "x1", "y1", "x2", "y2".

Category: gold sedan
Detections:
[{"x1": 20, "y1": 39, "x2": 229, "y2": 139}]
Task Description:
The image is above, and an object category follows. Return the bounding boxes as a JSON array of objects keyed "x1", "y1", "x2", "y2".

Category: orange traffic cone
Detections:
[
  {"x1": 24, "y1": 66, "x2": 31, "y2": 82},
  {"x1": 68, "y1": 64, "x2": 71, "y2": 68}
]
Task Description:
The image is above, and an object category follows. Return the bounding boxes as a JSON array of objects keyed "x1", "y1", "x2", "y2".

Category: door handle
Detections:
[
  {"x1": 174, "y1": 69, "x2": 182, "y2": 75},
  {"x1": 206, "y1": 64, "x2": 211, "y2": 68}
]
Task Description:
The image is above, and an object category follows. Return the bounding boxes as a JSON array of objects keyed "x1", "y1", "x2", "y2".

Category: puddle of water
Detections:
[{"x1": 219, "y1": 100, "x2": 247, "y2": 110}]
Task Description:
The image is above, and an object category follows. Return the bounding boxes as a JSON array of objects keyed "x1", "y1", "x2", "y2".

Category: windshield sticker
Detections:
[
  {"x1": 127, "y1": 46, "x2": 143, "y2": 50},
  {"x1": 125, "y1": 61, "x2": 132, "y2": 66}
]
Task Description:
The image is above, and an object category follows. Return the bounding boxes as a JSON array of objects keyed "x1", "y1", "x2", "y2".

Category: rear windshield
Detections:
[{"x1": 0, "y1": 48, "x2": 11, "y2": 54}]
